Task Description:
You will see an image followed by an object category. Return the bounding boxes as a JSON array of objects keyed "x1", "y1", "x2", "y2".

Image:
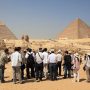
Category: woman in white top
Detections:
[{"x1": 72, "y1": 53, "x2": 80, "y2": 82}]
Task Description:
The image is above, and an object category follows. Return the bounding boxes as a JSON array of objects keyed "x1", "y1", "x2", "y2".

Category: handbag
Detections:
[
  {"x1": 38, "y1": 52, "x2": 43, "y2": 60},
  {"x1": 83, "y1": 65, "x2": 86, "y2": 71}
]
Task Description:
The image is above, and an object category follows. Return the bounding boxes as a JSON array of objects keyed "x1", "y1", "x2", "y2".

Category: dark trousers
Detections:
[
  {"x1": 26, "y1": 63, "x2": 35, "y2": 78},
  {"x1": 64, "y1": 65, "x2": 71, "y2": 78},
  {"x1": 49, "y1": 63, "x2": 57, "y2": 80},
  {"x1": 57, "y1": 61, "x2": 62, "y2": 76},
  {"x1": 0, "y1": 65, "x2": 4, "y2": 82},
  {"x1": 86, "y1": 66, "x2": 90, "y2": 82},
  {"x1": 48, "y1": 64, "x2": 50, "y2": 73},
  {"x1": 35, "y1": 62, "x2": 43, "y2": 80},
  {"x1": 21, "y1": 64, "x2": 25, "y2": 79}
]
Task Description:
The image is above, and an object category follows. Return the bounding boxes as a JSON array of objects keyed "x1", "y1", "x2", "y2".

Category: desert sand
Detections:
[
  {"x1": 0, "y1": 62, "x2": 90, "y2": 90},
  {"x1": 0, "y1": 18, "x2": 90, "y2": 90}
]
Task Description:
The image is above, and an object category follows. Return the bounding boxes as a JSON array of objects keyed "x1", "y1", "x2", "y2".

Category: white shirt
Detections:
[
  {"x1": 56, "y1": 53, "x2": 62, "y2": 62},
  {"x1": 25, "y1": 52, "x2": 31, "y2": 59},
  {"x1": 42, "y1": 52, "x2": 48, "y2": 64},
  {"x1": 48, "y1": 53, "x2": 57, "y2": 63},
  {"x1": 11, "y1": 51, "x2": 22, "y2": 66},
  {"x1": 36, "y1": 52, "x2": 43, "y2": 64},
  {"x1": 25, "y1": 52, "x2": 35, "y2": 59}
]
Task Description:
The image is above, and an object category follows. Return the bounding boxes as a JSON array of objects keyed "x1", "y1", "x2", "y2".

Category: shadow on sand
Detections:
[{"x1": 79, "y1": 78, "x2": 86, "y2": 82}]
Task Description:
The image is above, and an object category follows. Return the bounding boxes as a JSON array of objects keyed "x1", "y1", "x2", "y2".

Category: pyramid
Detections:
[
  {"x1": 59, "y1": 18, "x2": 90, "y2": 39},
  {"x1": 0, "y1": 21, "x2": 17, "y2": 40}
]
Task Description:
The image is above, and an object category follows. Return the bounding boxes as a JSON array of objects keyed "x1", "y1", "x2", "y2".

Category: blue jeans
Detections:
[
  {"x1": 49, "y1": 63, "x2": 57, "y2": 80},
  {"x1": 35, "y1": 62, "x2": 43, "y2": 80},
  {"x1": 64, "y1": 65, "x2": 71, "y2": 78}
]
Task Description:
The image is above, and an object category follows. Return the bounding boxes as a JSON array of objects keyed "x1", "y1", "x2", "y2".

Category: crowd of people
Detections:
[{"x1": 0, "y1": 47, "x2": 90, "y2": 84}]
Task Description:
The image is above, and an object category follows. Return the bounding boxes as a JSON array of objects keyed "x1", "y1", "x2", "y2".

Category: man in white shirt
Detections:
[
  {"x1": 42, "y1": 48, "x2": 48, "y2": 79},
  {"x1": 11, "y1": 47, "x2": 22, "y2": 84},
  {"x1": 48, "y1": 49, "x2": 57, "y2": 80},
  {"x1": 35, "y1": 48, "x2": 43, "y2": 82},
  {"x1": 56, "y1": 50, "x2": 62, "y2": 76}
]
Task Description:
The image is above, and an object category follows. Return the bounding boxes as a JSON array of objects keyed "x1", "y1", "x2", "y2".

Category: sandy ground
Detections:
[{"x1": 0, "y1": 62, "x2": 90, "y2": 90}]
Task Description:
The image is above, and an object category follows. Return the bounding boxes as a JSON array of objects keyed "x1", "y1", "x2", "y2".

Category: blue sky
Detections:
[{"x1": 0, "y1": 0, "x2": 90, "y2": 39}]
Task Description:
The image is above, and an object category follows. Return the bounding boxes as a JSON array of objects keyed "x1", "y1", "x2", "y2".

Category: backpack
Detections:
[{"x1": 27, "y1": 53, "x2": 34, "y2": 64}]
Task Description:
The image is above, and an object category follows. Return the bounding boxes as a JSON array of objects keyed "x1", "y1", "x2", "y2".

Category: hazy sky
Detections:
[{"x1": 0, "y1": 0, "x2": 90, "y2": 39}]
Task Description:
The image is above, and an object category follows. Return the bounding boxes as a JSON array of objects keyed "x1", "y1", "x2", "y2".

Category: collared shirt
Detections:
[
  {"x1": 25, "y1": 52, "x2": 31, "y2": 59},
  {"x1": 56, "y1": 53, "x2": 62, "y2": 62},
  {"x1": 48, "y1": 53, "x2": 57, "y2": 63},
  {"x1": 42, "y1": 52, "x2": 48, "y2": 64},
  {"x1": 25, "y1": 52, "x2": 35, "y2": 59},
  {"x1": 0, "y1": 52, "x2": 8, "y2": 66},
  {"x1": 11, "y1": 51, "x2": 22, "y2": 66},
  {"x1": 36, "y1": 52, "x2": 43, "y2": 64}
]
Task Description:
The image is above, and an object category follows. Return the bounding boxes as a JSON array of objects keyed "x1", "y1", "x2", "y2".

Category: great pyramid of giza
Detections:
[
  {"x1": 59, "y1": 18, "x2": 90, "y2": 39},
  {"x1": 0, "y1": 21, "x2": 17, "y2": 40}
]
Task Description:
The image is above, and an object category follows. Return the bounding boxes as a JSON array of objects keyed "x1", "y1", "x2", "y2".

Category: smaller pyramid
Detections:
[
  {"x1": 0, "y1": 21, "x2": 17, "y2": 40},
  {"x1": 59, "y1": 18, "x2": 90, "y2": 39}
]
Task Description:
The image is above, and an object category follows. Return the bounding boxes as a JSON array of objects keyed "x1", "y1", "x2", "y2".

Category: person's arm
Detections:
[
  {"x1": 55, "y1": 55, "x2": 58, "y2": 63},
  {"x1": 83, "y1": 59, "x2": 87, "y2": 71},
  {"x1": 18, "y1": 53, "x2": 22, "y2": 62},
  {"x1": 62, "y1": 56, "x2": 65, "y2": 65},
  {"x1": 48, "y1": 56, "x2": 50, "y2": 63},
  {"x1": 25, "y1": 53, "x2": 29, "y2": 59},
  {"x1": 61, "y1": 55, "x2": 63, "y2": 63},
  {"x1": 41, "y1": 53, "x2": 44, "y2": 60},
  {"x1": 3, "y1": 54, "x2": 9, "y2": 63},
  {"x1": 83, "y1": 59, "x2": 87, "y2": 66}
]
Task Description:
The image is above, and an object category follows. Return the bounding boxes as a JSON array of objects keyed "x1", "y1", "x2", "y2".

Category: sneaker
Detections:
[
  {"x1": 63, "y1": 77, "x2": 67, "y2": 79},
  {"x1": 13, "y1": 82, "x2": 16, "y2": 84},
  {"x1": 36, "y1": 79, "x2": 40, "y2": 82},
  {"x1": 77, "y1": 79, "x2": 80, "y2": 82},
  {"x1": 20, "y1": 81, "x2": 23, "y2": 84},
  {"x1": 39, "y1": 78, "x2": 42, "y2": 81},
  {"x1": 0, "y1": 80, "x2": 5, "y2": 83}
]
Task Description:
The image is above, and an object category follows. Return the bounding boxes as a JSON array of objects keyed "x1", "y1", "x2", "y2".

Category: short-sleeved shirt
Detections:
[
  {"x1": 48, "y1": 53, "x2": 57, "y2": 63},
  {"x1": 42, "y1": 52, "x2": 48, "y2": 64}
]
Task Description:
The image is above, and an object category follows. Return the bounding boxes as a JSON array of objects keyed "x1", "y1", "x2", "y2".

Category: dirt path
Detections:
[{"x1": 0, "y1": 63, "x2": 90, "y2": 90}]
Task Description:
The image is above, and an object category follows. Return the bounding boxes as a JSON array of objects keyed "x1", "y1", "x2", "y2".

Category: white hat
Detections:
[
  {"x1": 58, "y1": 49, "x2": 61, "y2": 53},
  {"x1": 87, "y1": 53, "x2": 90, "y2": 55},
  {"x1": 50, "y1": 49, "x2": 54, "y2": 52},
  {"x1": 68, "y1": 51, "x2": 72, "y2": 54},
  {"x1": 75, "y1": 53, "x2": 79, "y2": 57}
]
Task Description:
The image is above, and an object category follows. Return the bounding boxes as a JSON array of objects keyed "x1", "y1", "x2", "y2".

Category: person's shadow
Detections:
[
  {"x1": 4, "y1": 80, "x2": 12, "y2": 83},
  {"x1": 79, "y1": 78, "x2": 86, "y2": 82}
]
